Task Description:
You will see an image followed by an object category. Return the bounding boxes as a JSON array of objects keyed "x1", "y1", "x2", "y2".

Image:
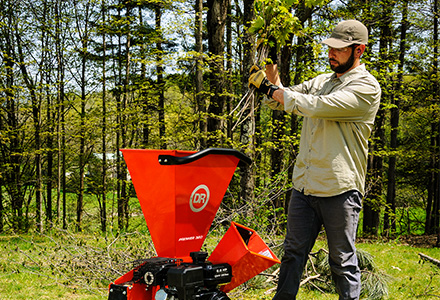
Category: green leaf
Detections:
[{"x1": 249, "y1": 16, "x2": 265, "y2": 34}]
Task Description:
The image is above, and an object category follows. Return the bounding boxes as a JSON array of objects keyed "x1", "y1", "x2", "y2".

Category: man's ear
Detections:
[{"x1": 357, "y1": 44, "x2": 366, "y2": 57}]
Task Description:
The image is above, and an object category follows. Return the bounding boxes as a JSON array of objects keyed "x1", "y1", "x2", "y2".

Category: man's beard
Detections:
[{"x1": 329, "y1": 51, "x2": 355, "y2": 74}]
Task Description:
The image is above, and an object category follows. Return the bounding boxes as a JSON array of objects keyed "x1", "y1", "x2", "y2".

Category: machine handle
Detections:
[{"x1": 158, "y1": 148, "x2": 252, "y2": 166}]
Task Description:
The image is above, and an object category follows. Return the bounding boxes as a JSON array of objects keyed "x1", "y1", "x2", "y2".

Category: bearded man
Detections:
[{"x1": 248, "y1": 20, "x2": 382, "y2": 300}]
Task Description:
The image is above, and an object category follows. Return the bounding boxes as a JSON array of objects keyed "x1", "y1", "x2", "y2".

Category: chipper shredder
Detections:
[{"x1": 108, "y1": 148, "x2": 280, "y2": 300}]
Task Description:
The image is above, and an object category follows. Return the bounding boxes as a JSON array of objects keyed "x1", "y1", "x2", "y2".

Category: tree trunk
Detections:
[
  {"x1": 121, "y1": 4, "x2": 131, "y2": 230},
  {"x1": 44, "y1": 1, "x2": 54, "y2": 226},
  {"x1": 116, "y1": 4, "x2": 125, "y2": 231},
  {"x1": 46, "y1": 87, "x2": 54, "y2": 227},
  {"x1": 76, "y1": 0, "x2": 92, "y2": 232},
  {"x1": 61, "y1": 67, "x2": 67, "y2": 230},
  {"x1": 16, "y1": 26, "x2": 42, "y2": 232},
  {"x1": 226, "y1": 0, "x2": 233, "y2": 143},
  {"x1": 206, "y1": 0, "x2": 228, "y2": 146},
  {"x1": 385, "y1": 0, "x2": 408, "y2": 235},
  {"x1": 365, "y1": 0, "x2": 395, "y2": 236},
  {"x1": 195, "y1": 0, "x2": 206, "y2": 149},
  {"x1": 433, "y1": 0, "x2": 440, "y2": 246},
  {"x1": 138, "y1": 8, "x2": 149, "y2": 147},
  {"x1": 101, "y1": 0, "x2": 107, "y2": 233},
  {"x1": 77, "y1": 50, "x2": 87, "y2": 232},
  {"x1": 53, "y1": 0, "x2": 67, "y2": 229},
  {"x1": 54, "y1": 0, "x2": 63, "y2": 225},
  {"x1": 1, "y1": 36, "x2": 25, "y2": 231},
  {"x1": 426, "y1": 0, "x2": 440, "y2": 237},
  {"x1": 156, "y1": 5, "x2": 166, "y2": 150},
  {"x1": 239, "y1": 0, "x2": 255, "y2": 211}
]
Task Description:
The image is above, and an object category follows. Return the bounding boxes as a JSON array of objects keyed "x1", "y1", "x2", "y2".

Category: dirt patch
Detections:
[
  {"x1": 396, "y1": 234, "x2": 439, "y2": 248},
  {"x1": 358, "y1": 234, "x2": 439, "y2": 248}
]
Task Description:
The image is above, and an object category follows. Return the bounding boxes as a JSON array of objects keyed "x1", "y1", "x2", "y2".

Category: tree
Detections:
[
  {"x1": 194, "y1": 0, "x2": 206, "y2": 148},
  {"x1": 155, "y1": 4, "x2": 166, "y2": 150},
  {"x1": 100, "y1": 0, "x2": 108, "y2": 233},
  {"x1": 364, "y1": 0, "x2": 396, "y2": 236},
  {"x1": 432, "y1": 0, "x2": 440, "y2": 245},
  {"x1": 384, "y1": 0, "x2": 409, "y2": 235},
  {"x1": 69, "y1": 0, "x2": 100, "y2": 231},
  {"x1": 206, "y1": 0, "x2": 229, "y2": 146},
  {"x1": 239, "y1": 0, "x2": 256, "y2": 214}
]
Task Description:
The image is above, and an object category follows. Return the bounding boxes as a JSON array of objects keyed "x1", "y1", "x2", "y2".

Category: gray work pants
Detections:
[{"x1": 272, "y1": 189, "x2": 362, "y2": 300}]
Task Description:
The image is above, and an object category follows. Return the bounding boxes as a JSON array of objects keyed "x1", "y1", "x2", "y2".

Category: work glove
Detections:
[{"x1": 248, "y1": 65, "x2": 272, "y2": 95}]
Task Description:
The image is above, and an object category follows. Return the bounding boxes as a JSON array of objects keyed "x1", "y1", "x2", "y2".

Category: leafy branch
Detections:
[{"x1": 231, "y1": 0, "x2": 325, "y2": 129}]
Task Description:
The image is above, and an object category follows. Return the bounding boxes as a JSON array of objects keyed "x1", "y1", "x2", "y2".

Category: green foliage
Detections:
[
  {"x1": 249, "y1": 0, "x2": 327, "y2": 47},
  {"x1": 249, "y1": 0, "x2": 302, "y2": 48}
]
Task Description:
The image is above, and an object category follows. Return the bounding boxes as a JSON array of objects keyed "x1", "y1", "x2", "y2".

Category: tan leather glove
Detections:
[{"x1": 248, "y1": 65, "x2": 272, "y2": 95}]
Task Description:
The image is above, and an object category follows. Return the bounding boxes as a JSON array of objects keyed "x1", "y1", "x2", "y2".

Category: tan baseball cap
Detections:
[{"x1": 321, "y1": 20, "x2": 368, "y2": 48}]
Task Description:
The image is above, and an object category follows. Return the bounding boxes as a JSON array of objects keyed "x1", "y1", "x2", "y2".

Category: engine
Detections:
[{"x1": 108, "y1": 252, "x2": 232, "y2": 300}]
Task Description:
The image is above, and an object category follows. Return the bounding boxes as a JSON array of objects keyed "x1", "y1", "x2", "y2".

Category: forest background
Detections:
[
  {"x1": 1, "y1": 0, "x2": 440, "y2": 270},
  {"x1": 2, "y1": 0, "x2": 440, "y2": 298}
]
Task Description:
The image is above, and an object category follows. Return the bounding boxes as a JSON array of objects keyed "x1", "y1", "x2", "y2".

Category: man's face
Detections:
[{"x1": 328, "y1": 46, "x2": 356, "y2": 74}]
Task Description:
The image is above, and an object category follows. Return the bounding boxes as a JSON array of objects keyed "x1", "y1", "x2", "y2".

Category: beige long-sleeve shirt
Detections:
[{"x1": 265, "y1": 64, "x2": 381, "y2": 197}]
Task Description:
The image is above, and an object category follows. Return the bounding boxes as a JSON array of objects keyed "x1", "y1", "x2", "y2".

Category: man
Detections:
[{"x1": 248, "y1": 20, "x2": 381, "y2": 300}]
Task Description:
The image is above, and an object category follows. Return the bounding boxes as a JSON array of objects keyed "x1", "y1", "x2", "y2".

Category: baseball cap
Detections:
[{"x1": 321, "y1": 20, "x2": 368, "y2": 48}]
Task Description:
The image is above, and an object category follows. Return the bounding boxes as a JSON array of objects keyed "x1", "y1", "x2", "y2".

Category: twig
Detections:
[
  {"x1": 264, "y1": 286, "x2": 277, "y2": 295},
  {"x1": 308, "y1": 280, "x2": 326, "y2": 294},
  {"x1": 230, "y1": 44, "x2": 269, "y2": 131},
  {"x1": 300, "y1": 274, "x2": 321, "y2": 286},
  {"x1": 262, "y1": 267, "x2": 280, "y2": 282}
]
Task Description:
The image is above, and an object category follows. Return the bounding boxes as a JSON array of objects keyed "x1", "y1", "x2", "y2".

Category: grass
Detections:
[
  {"x1": 1, "y1": 229, "x2": 439, "y2": 300},
  {"x1": 356, "y1": 241, "x2": 440, "y2": 299}
]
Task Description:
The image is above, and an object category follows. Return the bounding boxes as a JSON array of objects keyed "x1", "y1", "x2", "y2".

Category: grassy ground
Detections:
[
  {"x1": 0, "y1": 231, "x2": 439, "y2": 300},
  {"x1": 355, "y1": 240, "x2": 440, "y2": 299}
]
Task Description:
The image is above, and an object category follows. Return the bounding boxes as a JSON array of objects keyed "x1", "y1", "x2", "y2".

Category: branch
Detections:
[
  {"x1": 300, "y1": 274, "x2": 321, "y2": 286},
  {"x1": 419, "y1": 253, "x2": 440, "y2": 268}
]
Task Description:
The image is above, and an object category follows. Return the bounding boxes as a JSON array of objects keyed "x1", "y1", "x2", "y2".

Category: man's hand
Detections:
[{"x1": 248, "y1": 65, "x2": 272, "y2": 95}]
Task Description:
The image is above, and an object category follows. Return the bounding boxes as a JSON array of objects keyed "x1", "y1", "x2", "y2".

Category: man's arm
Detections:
[
  {"x1": 265, "y1": 64, "x2": 282, "y2": 86},
  {"x1": 270, "y1": 88, "x2": 285, "y2": 105},
  {"x1": 265, "y1": 64, "x2": 284, "y2": 105}
]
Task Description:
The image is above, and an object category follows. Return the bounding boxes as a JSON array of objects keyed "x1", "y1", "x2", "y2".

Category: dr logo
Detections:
[{"x1": 189, "y1": 184, "x2": 210, "y2": 212}]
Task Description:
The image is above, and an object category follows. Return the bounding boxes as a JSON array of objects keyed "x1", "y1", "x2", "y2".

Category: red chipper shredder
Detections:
[{"x1": 108, "y1": 148, "x2": 280, "y2": 300}]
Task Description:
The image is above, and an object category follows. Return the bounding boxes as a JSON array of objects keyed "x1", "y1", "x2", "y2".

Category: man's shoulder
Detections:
[{"x1": 345, "y1": 65, "x2": 381, "y2": 88}]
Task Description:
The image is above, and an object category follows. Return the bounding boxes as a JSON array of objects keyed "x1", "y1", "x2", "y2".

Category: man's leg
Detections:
[
  {"x1": 272, "y1": 189, "x2": 322, "y2": 300},
  {"x1": 320, "y1": 190, "x2": 362, "y2": 300}
]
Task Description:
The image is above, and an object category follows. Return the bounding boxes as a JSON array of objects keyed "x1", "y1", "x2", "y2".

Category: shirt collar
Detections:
[{"x1": 337, "y1": 64, "x2": 366, "y2": 83}]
